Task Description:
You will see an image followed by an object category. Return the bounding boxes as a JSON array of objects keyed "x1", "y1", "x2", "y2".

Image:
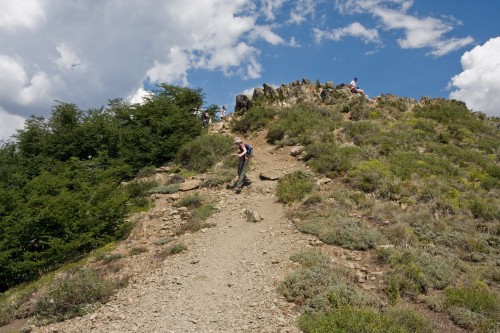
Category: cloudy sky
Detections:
[{"x1": 1, "y1": 0, "x2": 500, "y2": 141}]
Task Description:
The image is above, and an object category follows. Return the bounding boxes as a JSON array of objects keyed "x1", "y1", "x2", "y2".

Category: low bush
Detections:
[
  {"x1": 232, "y1": 105, "x2": 277, "y2": 133},
  {"x1": 175, "y1": 193, "x2": 203, "y2": 209},
  {"x1": 384, "y1": 223, "x2": 418, "y2": 247},
  {"x1": 349, "y1": 159, "x2": 401, "y2": 199},
  {"x1": 174, "y1": 202, "x2": 216, "y2": 236},
  {"x1": 100, "y1": 253, "x2": 124, "y2": 264},
  {"x1": 297, "y1": 214, "x2": 387, "y2": 251},
  {"x1": 302, "y1": 193, "x2": 323, "y2": 206},
  {"x1": 279, "y1": 251, "x2": 368, "y2": 312},
  {"x1": 202, "y1": 167, "x2": 237, "y2": 188},
  {"x1": 146, "y1": 183, "x2": 179, "y2": 194},
  {"x1": 378, "y1": 247, "x2": 460, "y2": 303},
  {"x1": 154, "y1": 236, "x2": 172, "y2": 245},
  {"x1": 156, "y1": 243, "x2": 188, "y2": 260},
  {"x1": 305, "y1": 142, "x2": 362, "y2": 176},
  {"x1": 342, "y1": 120, "x2": 382, "y2": 146},
  {"x1": 0, "y1": 286, "x2": 36, "y2": 326},
  {"x1": 277, "y1": 171, "x2": 316, "y2": 204},
  {"x1": 166, "y1": 243, "x2": 187, "y2": 255},
  {"x1": 267, "y1": 103, "x2": 342, "y2": 146},
  {"x1": 176, "y1": 134, "x2": 233, "y2": 172},
  {"x1": 289, "y1": 250, "x2": 330, "y2": 268},
  {"x1": 445, "y1": 283, "x2": 500, "y2": 332},
  {"x1": 190, "y1": 203, "x2": 216, "y2": 224},
  {"x1": 34, "y1": 269, "x2": 126, "y2": 324},
  {"x1": 299, "y1": 306, "x2": 433, "y2": 333},
  {"x1": 128, "y1": 247, "x2": 148, "y2": 256}
]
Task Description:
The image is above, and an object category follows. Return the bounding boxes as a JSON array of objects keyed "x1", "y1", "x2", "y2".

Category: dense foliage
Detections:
[{"x1": 0, "y1": 84, "x2": 205, "y2": 291}]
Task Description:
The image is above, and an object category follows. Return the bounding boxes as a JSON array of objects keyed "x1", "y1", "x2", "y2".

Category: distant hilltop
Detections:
[{"x1": 234, "y1": 78, "x2": 468, "y2": 116}]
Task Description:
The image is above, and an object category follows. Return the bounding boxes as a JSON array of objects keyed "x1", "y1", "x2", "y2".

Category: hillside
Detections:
[{"x1": 1, "y1": 79, "x2": 499, "y2": 333}]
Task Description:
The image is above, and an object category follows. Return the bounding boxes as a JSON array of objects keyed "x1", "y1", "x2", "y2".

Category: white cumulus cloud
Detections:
[
  {"x1": 0, "y1": 0, "x2": 45, "y2": 30},
  {"x1": 333, "y1": 0, "x2": 473, "y2": 56},
  {"x1": 314, "y1": 22, "x2": 381, "y2": 44},
  {"x1": 0, "y1": 0, "x2": 295, "y2": 137},
  {"x1": 449, "y1": 37, "x2": 500, "y2": 117}
]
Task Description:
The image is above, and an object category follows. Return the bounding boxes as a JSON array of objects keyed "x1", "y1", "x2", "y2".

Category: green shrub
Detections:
[
  {"x1": 0, "y1": 286, "x2": 36, "y2": 326},
  {"x1": 190, "y1": 203, "x2": 216, "y2": 224},
  {"x1": 302, "y1": 193, "x2": 323, "y2": 206},
  {"x1": 468, "y1": 197, "x2": 500, "y2": 221},
  {"x1": 384, "y1": 223, "x2": 418, "y2": 247},
  {"x1": 377, "y1": 95, "x2": 411, "y2": 113},
  {"x1": 350, "y1": 159, "x2": 401, "y2": 199},
  {"x1": 445, "y1": 284, "x2": 500, "y2": 332},
  {"x1": 306, "y1": 142, "x2": 362, "y2": 176},
  {"x1": 136, "y1": 165, "x2": 156, "y2": 178},
  {"x1": 100, "y1": 253, "x2": 124, "y2": 264},
  {"x1": 154, "y1": 236, "x2": 172, "y2": 245},
  {"x1": 277, "y1": 171, "x2": 316, "y2": 204},
  {"x1": 414, "y1": 100, "x2": 488, "y2": 133},
  {"x1": 289, "y1": 250, "x2": 330, "y2": 268},
  {"x1": 279, "y1": 251, "x2": 368, "y2": 311},
  {"x1": 176, "y1": 134, "x2": 233, "y2": 172},
  {"x1": 128, "y1": 247, "x2": 148, "y2": 256},
  {"x1": 297, "y1": 215, "x2": 387, "y2": 251},
  {"x1": 174, "y1": 203, "x2": 215, "y2": 235},
  {"x1": 342, "y1": 120, "x2": 382, "y2": 146},
  {"x1": 202, "y1": 167, "x2": 237, "y2": 188},
  {"x1": 328, "y1": 189, "x2": 367, "y2": 211},
  {"x1": 267, "y1": 103, "x2": 342, "y2": 145},
  {"x1": 166, "y1": 243, "x2": 187, "y2": 255},
  {"x1": 349, "y1": 100, "x2": 371, "y2": 121},
  {"x1": 175, "y1": 193, "x2": 203, "y2": 208},
  {"x1": 299, "y1": 306, "x2": 433, "y2": 333},
  {"x1": 34, "y1": 269, "x2": 126, "y2": 324},
  {"x1": 378, "y1": 247, "x2": 459, "y2": 302},
  {"x1": 232, "y1": 105, "x2": 277, "y2": 133},
  {"x1": 146, "y1": 183, "x2": 179, "y2": 194},
  {"x1": 0, "y1": 302, "x2": 15, "y2": 327},
  {"x1": 156, "y1": 243, "x2": 188, "y2": 260}
]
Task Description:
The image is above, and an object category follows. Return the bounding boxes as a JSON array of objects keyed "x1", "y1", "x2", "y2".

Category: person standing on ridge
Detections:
[
  {"x1": 202, "y1": 109, "x2": 211, "y2": 128},
  {"x1": 220, "y1": 105, "x2": 226, "y2": 121},
  {"x1": 231, "y1": 137, "x2": 251, "y2": 194}
]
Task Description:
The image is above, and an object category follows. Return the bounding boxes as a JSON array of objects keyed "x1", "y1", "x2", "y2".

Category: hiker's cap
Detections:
[{"x1": 233, "y1": 137, "x2": 242, "y2": 144}]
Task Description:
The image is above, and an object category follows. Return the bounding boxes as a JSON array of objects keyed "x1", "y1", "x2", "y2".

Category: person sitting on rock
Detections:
[{"x1": 348, "y1": 77, "x2": 366, "y2": 97}]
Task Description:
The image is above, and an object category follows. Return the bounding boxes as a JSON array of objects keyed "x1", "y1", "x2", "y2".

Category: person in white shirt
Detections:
[
  {"x1": 348, "y1": 77, "x2": 366, "y2": 97},
  {"x1": 220, "y1": 105, "x2": 226, "y2": 120}
]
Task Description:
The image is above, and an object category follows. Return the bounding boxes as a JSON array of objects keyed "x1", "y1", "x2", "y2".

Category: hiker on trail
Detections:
[
  {"x1": 203, "y1": 110, "x2": 211, "y2": 128},
  {"x1": 348, "y1": 77, "x2": 367, "y2": 97},
  {"x1": 220, "y1": 105, "x2": 226, "y2": 120},
  {"x1": 232, "y1": 137, "x2": 251, "y2": 194}
]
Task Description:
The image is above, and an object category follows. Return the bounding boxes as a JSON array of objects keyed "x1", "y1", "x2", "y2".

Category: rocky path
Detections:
[{"x1": 33, "y1": 132, "x2": 315, "y2": 333}]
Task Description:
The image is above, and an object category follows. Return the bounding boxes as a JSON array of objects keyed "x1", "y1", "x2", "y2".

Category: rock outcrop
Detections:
[{"x1": 233, "y1": 78, "x2": 423, "y2": 115}]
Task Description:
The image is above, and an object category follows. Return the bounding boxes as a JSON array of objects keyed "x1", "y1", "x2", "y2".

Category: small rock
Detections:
[
  {"x1": 290, "y1": 146, "x2": 304, "y2": 157},
  {"x1": 259, "y1": 171, "x2": 281, "y2": 181},
  {"x1": 179, "y1": 180, "x2": 202, "y2": 191},
  {"x1": 245, "y1": 209, "x2": 262, "y2": 222}
]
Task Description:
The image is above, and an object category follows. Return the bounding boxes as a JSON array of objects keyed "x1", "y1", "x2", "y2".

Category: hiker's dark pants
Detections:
[{"x1": 236, "y1": 158, "x2": 250, "y2": 188}]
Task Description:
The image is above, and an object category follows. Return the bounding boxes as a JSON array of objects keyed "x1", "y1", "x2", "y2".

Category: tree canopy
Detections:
[{"x1": 0, "y1": 85, "x2": 206, "y2": 291}]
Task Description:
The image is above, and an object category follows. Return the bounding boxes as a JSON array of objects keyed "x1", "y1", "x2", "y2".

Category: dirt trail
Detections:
[{"x1": 33, "y1": 130, "x2": 315, "y2": 333}]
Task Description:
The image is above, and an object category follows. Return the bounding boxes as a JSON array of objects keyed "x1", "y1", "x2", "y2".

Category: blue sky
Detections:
[{"x1": 1, "y1": 0, "x2": 500, "y2": 141}]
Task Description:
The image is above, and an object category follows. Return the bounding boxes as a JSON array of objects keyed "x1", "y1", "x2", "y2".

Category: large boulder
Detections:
[
  {"x1": 235, "y1": 94, "x2": 252, "y2": 114},
  {"x1": 263, "y1": 83, "x2": 278, "y2": 99}
]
